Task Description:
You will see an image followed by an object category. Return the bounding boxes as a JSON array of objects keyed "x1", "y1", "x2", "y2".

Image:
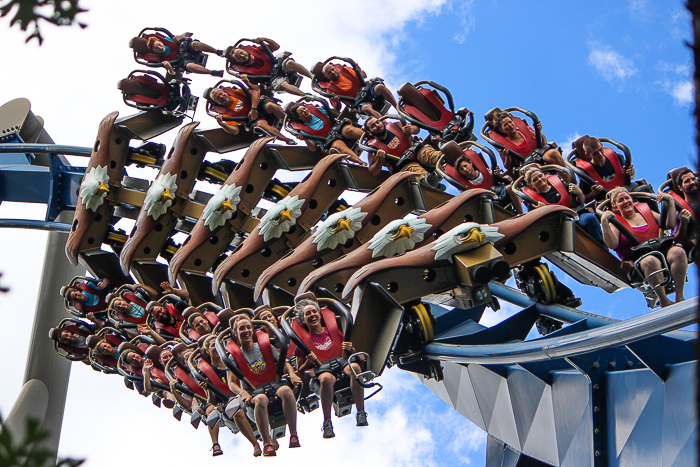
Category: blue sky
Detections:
[{"x1": 0, "y1": 1, "x2": 695, "y2": 466}]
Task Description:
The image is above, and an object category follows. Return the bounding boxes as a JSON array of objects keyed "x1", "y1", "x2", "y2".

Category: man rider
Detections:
[{"x1": 365, "y1": 117, "x2": 442, "y2": 177}]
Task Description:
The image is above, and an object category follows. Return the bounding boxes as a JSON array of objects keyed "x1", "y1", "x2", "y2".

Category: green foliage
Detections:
[
  {"x1": 0, "y1": 413, "x2": 84, "y2": 467},
  {"x1": 0, "y1": 0, "x2": 88, "y2": 45}
]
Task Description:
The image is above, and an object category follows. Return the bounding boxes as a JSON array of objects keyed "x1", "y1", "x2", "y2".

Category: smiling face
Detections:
[
  {"x1": 235, "y1": 319, "x2": 254, "y2": 345},
  {"x1": 152, "y1": 305, "x2": 168, "y2": 322},
  {"x1": 302, "y1": 304, "x2": 322, "y2": 329},
  {"x1": 151, "y1": 40, "x2": 166, "y2": 54},
  {"x1": 68, "y1": 290, "x2": 87, "y2": 303},
  {"x1": 527, "y1": 170, "x2": 551, "y2": 193},
  {"x1": 232, "y1": 48, "x2": 250, "y2": 64},
  {"x1": 210, "y1": 88, "x2": 233, "y2": 107},
  {"x1": 113, "y1": 299, "x2": 131, "y2": 313},
  {"x1": 680, "y1": 172, "x2": 699, "y2": 197},
  {"x1": 192, "y1": 315, "x2": 211, "y2": 335},
  {"x1": 322, "y1": 64, "x2": 340, "y2": 81},
  {"x1": 159, "y1": 350, "x2": 173, "y2": 366},
  {"x1": 126, "y1": 351, "x2": 143, "y2": 367},
  {"x1": 366, "y1": 118, "x2": 385, "y2": 136},
  {"x1": 97, "y1": 341, "x2": 117, "y2": 356},
  {"x1": 612, "y1": 190, "x2": 635, "y2": 216},
  {"x1": 295, "y1": 105, "x2": 312, "y2": 122},
  {"x1": 58, "y1": 331, "x2": 78, "y2": 345}
]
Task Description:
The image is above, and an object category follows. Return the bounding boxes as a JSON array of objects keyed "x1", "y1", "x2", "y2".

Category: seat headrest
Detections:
[
  {"x1": 48, "y1": 327, "x2": 62, "y2": 341},
  {"x1": 572, "y1": 135, "x2": 590, "y2": 158},
  {"x1": 669, "y1": 166, "x2": 691, "y2": 193},
  {"x1": 441, "y1": 141, "x2": 464, "y2": 166},
  {"x1": 182, "y1": 306, "x2": 198, "y2": 320},
  {"x1": 295, "y1": 291, "x2": 318, "y2": 304},
  {"x1": 145, "y1": 344, "x2": 162, "y2": 362},
  {"x1": 171, "y1": 342, "x2": 189, "y2": 361},
  {"x1": 484, "y1": 107, "x2": 502, "y2": 123},
  {"x1": 311, "y1": 62, "x2": 326, "y2": 79},
  {"x1": 217, "y1": 308, "x2": 235, "y2": 324},
  {"x1": 86, "y1": 335, "x2": 102, "y2": 349}
]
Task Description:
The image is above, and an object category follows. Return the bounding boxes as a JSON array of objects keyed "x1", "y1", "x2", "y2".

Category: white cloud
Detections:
[
  {"x1": 669, "y1": 81, "x2": 693, "y2": 106},
  {"x1": 656, "y1": 61, "x2": 694, "y2": 107},
  {"x1": 450, "y1": 0, "x2": 476, "y2": 44},
  {"x1": 587, "y1": 43, "x2": 637, "y2": 83}
]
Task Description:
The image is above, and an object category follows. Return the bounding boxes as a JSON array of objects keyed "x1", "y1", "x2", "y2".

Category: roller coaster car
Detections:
[
  {"x1": 106, "y1": 284, "x2": 157, "y2": 327},
  {"x1": 283, "y1": 95, "x2": 360, "y2": 153},
  {"x1": 298, "y1": 188, "x2": 508, "y2": 298},
  {"x1": 397, "y1": 81, "x2": 474, "y2": 144},
  {"x1": 255, "y1": 172, "x2": 432, "y2": 305},
  {"x1": 130, "y1": 28, "x2": 207, "y2": 70},
  {"x1": 481, "y1": 107, "x2": 553, "y2": 168},
  {"x1": 60, "y1": 276, "x2": 110, "y2": 318},
  {"x1": 49, "y1": 318, "x2": 95, "y2": 362},
  {"x1": 566, "y1": 134, "x2": 632, "y2": 193},
  {"x1": 212, "y1": 153, "x2": 391, "y2": 300},
  {"x1": 118, "y1": 70, "x2": 198, "y2": 116},
  {"x1": 595, "y1": 194, "x2": 677, "y2": 308},
  {"x1": 225, "y1": 39, "x2": 302, "y2": 89},
  {"x1": 215, "y1": 319, "x2": 299, "y2": 430},
  {"x1": 65, "y1": 110, "x2": 182, "y2": 274},
  {"x1": 311, "y1": 57, "x2": 389, "y2": 115},
  {"x1": 280, "y1": 297, "x2": 381, "y2": 417},
  {"x1": 179, "y1": 304, "x2": 222, "y2": 343},
  {"x1": 87, "y1": 327, "x2": 127, "y2": 374}
]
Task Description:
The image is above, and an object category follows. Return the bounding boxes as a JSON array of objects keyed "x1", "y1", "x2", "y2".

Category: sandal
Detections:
[
  {"x1": 271, "y1": 437, "x2": 279, "y2": 451},
  {"x1": 211, "y1": 442, "x2": 223, "y2": 457},
  {"x1": 253, "y1": 444, "x2": 262, "y2": 457},
  {"x1": 289, "y1": 434, "x2": 301, "y2": 448},
  {"x1": 263, "y1": 443, "x2": 277, "y2": 457}
]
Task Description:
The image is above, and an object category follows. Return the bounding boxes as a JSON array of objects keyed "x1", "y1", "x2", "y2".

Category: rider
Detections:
[
  {"x1": 578, "y1": 137, "x2": 651, "y2": 203},
  {"x1": 200, "y1": 334, "x2": 262, "y2": 457},
  {"x1": 227, "y1": 37, "x2": 313, "y2": 96},
  {"x1": 453, "y1": 152, "x2": 524, "y2": 214},
  {"x1": 226, "y1": 316, "x2": 302, "y2": 456},
  {"x1": 601, "y1": 187, "x2": 686, "y2": 307},
  {"x1": 320, "y1": 62, "x2": 398, "y2": 118},
  {"x1": 488, "y1": 109, "x2": 566, "y2": 177},
  {"x1": 293, "y1": 294, "x2": 368, "y2": 439},
  {"x1": 287, "y1": 98, "x2": 366, "y2": 165},
  {"x1": 523, "y1": 166, "x2": 605, "y2": 246},
  {"x1": 364, "y1": 117, "x2": 442, "y2": 177},
  {"x1": 130, "y1": 32, "x2": 224, "y2": 77},
  {"x1": 204, "y1": 79, "x2": 296, "y2": 144},
  {"x1": 672, "y1": 168, "x2": 697, "y2": 250}
]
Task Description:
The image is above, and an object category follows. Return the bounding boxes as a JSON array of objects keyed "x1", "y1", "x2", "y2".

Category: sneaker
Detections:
[
  {"x1": 322, "y1": 419, "x2": 335, "y2": 438},
  {"x1": 356, "y1": 410, "x2": 368, "y2": 427}
]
